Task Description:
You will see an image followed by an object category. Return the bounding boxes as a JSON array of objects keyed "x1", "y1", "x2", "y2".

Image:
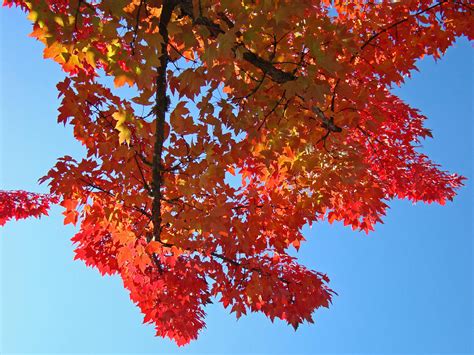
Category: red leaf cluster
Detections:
[{"x1": 0, "y1": 190, "x2": 58, "y2": 227}]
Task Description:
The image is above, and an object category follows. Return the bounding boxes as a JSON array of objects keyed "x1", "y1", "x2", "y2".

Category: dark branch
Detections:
[
  {"x1": 176, "y1": 0, "x2": 296, "y2": 84},
  {"x1": 151, "y1": 0, "x2": 179, "y2": 242},
  {"x1": 130, "y1": 0, "x2": 145, "y2": 55},
  {"x1": 360, "y1": 0, "x2": 449, "y2": 51},
  {"x1": 242, "y1": 50, "x2": 296, "y2": 84},
  {"x1": 331, "y1": 1, "x2": 450, "y2": 111}
]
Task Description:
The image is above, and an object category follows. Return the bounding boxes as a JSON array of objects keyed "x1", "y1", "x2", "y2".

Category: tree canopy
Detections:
[{"x1": 1, "y1": 0, "x2": 472, "y2": 345}]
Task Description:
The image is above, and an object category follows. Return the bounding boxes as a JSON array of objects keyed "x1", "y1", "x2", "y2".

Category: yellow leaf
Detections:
[
  {"x1": 118, "y1": 127, "x2": 131, "y2": 145},
  {"x1": 114, "y1": 74, "x2": 134, "y2": 88},
  {"x1": 54, "y1": 16, "x2": 64, "y2": 27},
  {"x1": 113, "y1": 110, "x2": 132, "y2": 145},
  {"x1": 84, "y1": 50, "x2": 96, "y2": 68},
  {"x1": 43, "y1": 42, "x2": 65, "y2": 60},
  {"x1": 27, "y1": 10, "x2": 38, "y2": 22}
]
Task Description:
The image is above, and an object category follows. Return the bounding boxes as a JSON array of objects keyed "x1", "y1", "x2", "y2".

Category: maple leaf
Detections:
[
  {"x1": 0, "y1": 190, "x2": 58, "y2": 226},
  {"x1": 2, "y1": 0, "x2": 472, "y2": 346}
]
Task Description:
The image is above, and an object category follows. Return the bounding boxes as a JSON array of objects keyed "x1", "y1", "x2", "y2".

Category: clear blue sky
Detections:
[{"x1": 1, "y1": 6, "x2": 472, "y2": 355}]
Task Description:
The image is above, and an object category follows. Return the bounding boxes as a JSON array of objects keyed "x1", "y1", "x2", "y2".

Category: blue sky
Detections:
[{"x1": 1, "y1": 6, "x2": 472, "y2": 355}]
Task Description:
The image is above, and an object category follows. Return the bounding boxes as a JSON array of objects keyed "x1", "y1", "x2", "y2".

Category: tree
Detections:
[{"x1": 1, "y1": 0, "x2": 472, "y2": 346}]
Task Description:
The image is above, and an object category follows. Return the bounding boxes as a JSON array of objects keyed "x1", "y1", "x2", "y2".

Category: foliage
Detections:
[
  {"x1": 0, "y1": 190, "x2": 58, "y2": 226},
  {"x1": 1, "y1": 0, "x2": 472, "y2": 345}
]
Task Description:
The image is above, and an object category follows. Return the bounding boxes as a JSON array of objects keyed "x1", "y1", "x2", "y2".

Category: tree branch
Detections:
[
  {"x1": 151, "y1": 0, "x2": 178, "y2": 242},
  {"x1": 80, "y1": 178, "x2": 152, "y2": 218},
  {"x1": 360, "y1": 1, "x2": 449, "y2": 51},
  {"x1": 331, "y1": 0, "x2": 449, "y2": 111},
  {"x1": 130, "y1": 0, "x2": 145, "y2": 55},
  {"x1": 176, "y1": 0, "x2": 296, "y2": 84}
]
